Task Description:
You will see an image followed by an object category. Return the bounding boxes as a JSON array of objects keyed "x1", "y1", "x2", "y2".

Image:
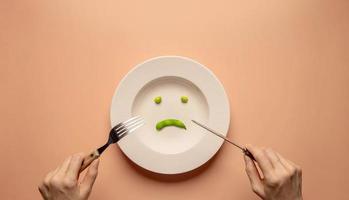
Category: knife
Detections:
[{"x1": 192, "y1": 120, "x2": 255, "y2": 161}]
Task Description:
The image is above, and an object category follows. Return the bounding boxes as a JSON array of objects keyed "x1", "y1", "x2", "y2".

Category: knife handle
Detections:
[{"x1": 243, "y1": 148, "x2": 256, "y2": 161}]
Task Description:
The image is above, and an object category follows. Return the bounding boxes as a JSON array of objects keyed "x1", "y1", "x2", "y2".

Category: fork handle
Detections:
[{"x1": 80, "y1": 150, "x2": 100, "y2": 172}]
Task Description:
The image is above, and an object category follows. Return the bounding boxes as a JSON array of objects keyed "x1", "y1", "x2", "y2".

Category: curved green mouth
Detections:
[{"x1": 155, "y1": 119, "x2": 186, "y2": 131}]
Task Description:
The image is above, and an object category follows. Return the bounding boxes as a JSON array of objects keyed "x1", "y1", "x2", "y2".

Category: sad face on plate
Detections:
[
  {"x1": 154, "y1": 95, "x2": 189, "y2": 131},
  {"x1": 130, "y1": 76, "x2": 209, "y2": 155}
]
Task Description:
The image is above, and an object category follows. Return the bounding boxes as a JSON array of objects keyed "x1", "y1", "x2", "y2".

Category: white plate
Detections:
[{"x1": 110, "y1": 56, "x2": 230, "y2": 174}]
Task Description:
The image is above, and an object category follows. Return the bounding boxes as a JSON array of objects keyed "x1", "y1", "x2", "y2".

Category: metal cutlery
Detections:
[
  {"x1": 80, "y1": 116, "x2": 144, "y2": 172},
  {"x1": 192, "y1": 120, "x2": 255, "y2": 161}
]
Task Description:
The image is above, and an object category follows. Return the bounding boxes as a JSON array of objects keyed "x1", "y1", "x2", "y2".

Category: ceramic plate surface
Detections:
[{"x1": 110, "y1": 56, "x2": 230, "y2": 174}]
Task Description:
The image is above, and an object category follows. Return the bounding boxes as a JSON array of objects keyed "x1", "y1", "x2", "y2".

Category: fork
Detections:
[{"x1": 80, "y1": 116, "x2": 144, "y2": 172}]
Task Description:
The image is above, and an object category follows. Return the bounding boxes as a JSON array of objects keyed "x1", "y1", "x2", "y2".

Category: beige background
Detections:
[{"x1": 1, "y1": 0, "x2": 349, "y2": 199}]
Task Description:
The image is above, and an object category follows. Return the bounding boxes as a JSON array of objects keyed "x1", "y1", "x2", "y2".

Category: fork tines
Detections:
[{"x1": 114, "y1": 116, "x2": 144, "y2": 139}]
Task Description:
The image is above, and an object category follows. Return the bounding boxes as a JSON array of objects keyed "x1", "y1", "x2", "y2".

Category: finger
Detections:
[
  {"x1": 80, "y1": 159, "x2": 99, "y2": 198},
  {"x1": 38, "y1": 186, "x2": 49, "y2": 199},
  {"x1": 50, "y1": 167, "x2": 60, "y2": 177},
  {"x1": 42, "y1": 167, "x2": 59, "y2": 190},
  {"x1": 281, "y1": 155, "x2": 302, "y2": 176},
  {"x1": 47, "y1": 167, "x2": 59, "y2": 181},
  {"x1": 276, "y1": 152, "x2": 294, "y2": 172},
  {"x1": 244, "y1": 155, "x2": 265, "y2": 198},
  {"x1": 246, "y1": 145, "x2": 273, "y2": 178},
  {"x1": 264, "y1": 148, "x2": 286, "y2": 171},
  {"x1": 39, "y1": 166, "x2": 60, "y2": 198},
  {"x1": 66, "y1": 153, "x2": 84, "y2": 180},
  {"x1": 284, "y1": 157, "x2": 301, "y2": 170},
  {"x1": 56, "y1": 156, "x2": 73, "y2": 176}
]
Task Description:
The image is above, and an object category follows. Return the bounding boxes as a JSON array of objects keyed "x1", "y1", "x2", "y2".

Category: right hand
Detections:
[{"x1": 244, "y1": 145, "x2": 302, "y2": 200}]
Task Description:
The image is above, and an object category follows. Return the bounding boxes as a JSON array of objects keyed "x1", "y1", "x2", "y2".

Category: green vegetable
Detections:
[
  {"x1": 156, "y1": 119, "x2": 186, "y2": 131},
  {"x1": 154, "y1": 96, "x2": 162, "y2": 104},
  {"x1": 181, "y1": 96, "x2": 188, "y2": 103}
]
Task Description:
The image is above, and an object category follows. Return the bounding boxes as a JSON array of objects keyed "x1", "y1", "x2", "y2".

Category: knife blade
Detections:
[{"x1": 192, "y1": 120, "x2": 255, "y2": 161}]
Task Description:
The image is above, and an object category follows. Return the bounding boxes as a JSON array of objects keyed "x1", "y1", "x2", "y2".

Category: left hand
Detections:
[{"x1": 38, "y1": 153, "x2": 99, "y2": 200}]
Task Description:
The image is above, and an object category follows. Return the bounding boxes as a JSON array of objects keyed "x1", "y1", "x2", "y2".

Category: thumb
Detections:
[
  {"x1": 80, "y1": 159, "x2": 99, "y2": 198},
  {"x1": 244, "y1": 155, "x2": 265, "y2": 198}
]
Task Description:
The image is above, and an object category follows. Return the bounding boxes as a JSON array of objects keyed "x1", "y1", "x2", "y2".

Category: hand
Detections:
[
  {"x1": 244, "y1": 145, "x2": 302, "y2": 200},
  {"x1": 39, "y1": 153, "x2": 99, "y2": 200}
]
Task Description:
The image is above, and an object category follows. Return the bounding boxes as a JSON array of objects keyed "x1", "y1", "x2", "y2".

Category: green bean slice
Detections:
[
  {"x1": 181, "y1": 96, "x2": 188, "y2": 103},
  {"x1": 154, "y1": 96, "x2": 162, "y2": 104},
  {"x1": 156, "y1": 119, "x2": 186, "y2": 131}
]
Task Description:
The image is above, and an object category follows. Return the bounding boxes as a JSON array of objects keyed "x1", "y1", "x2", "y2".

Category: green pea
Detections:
[
  {"x1": 154, "y1": 96, "x2": 162, "y2": 104},
  {"x1": 156, "y1": 119, "x2": 186, "y2": 131},
  {"x1": 181, "y1": 96, "x2": 188, "y2": 103}
]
